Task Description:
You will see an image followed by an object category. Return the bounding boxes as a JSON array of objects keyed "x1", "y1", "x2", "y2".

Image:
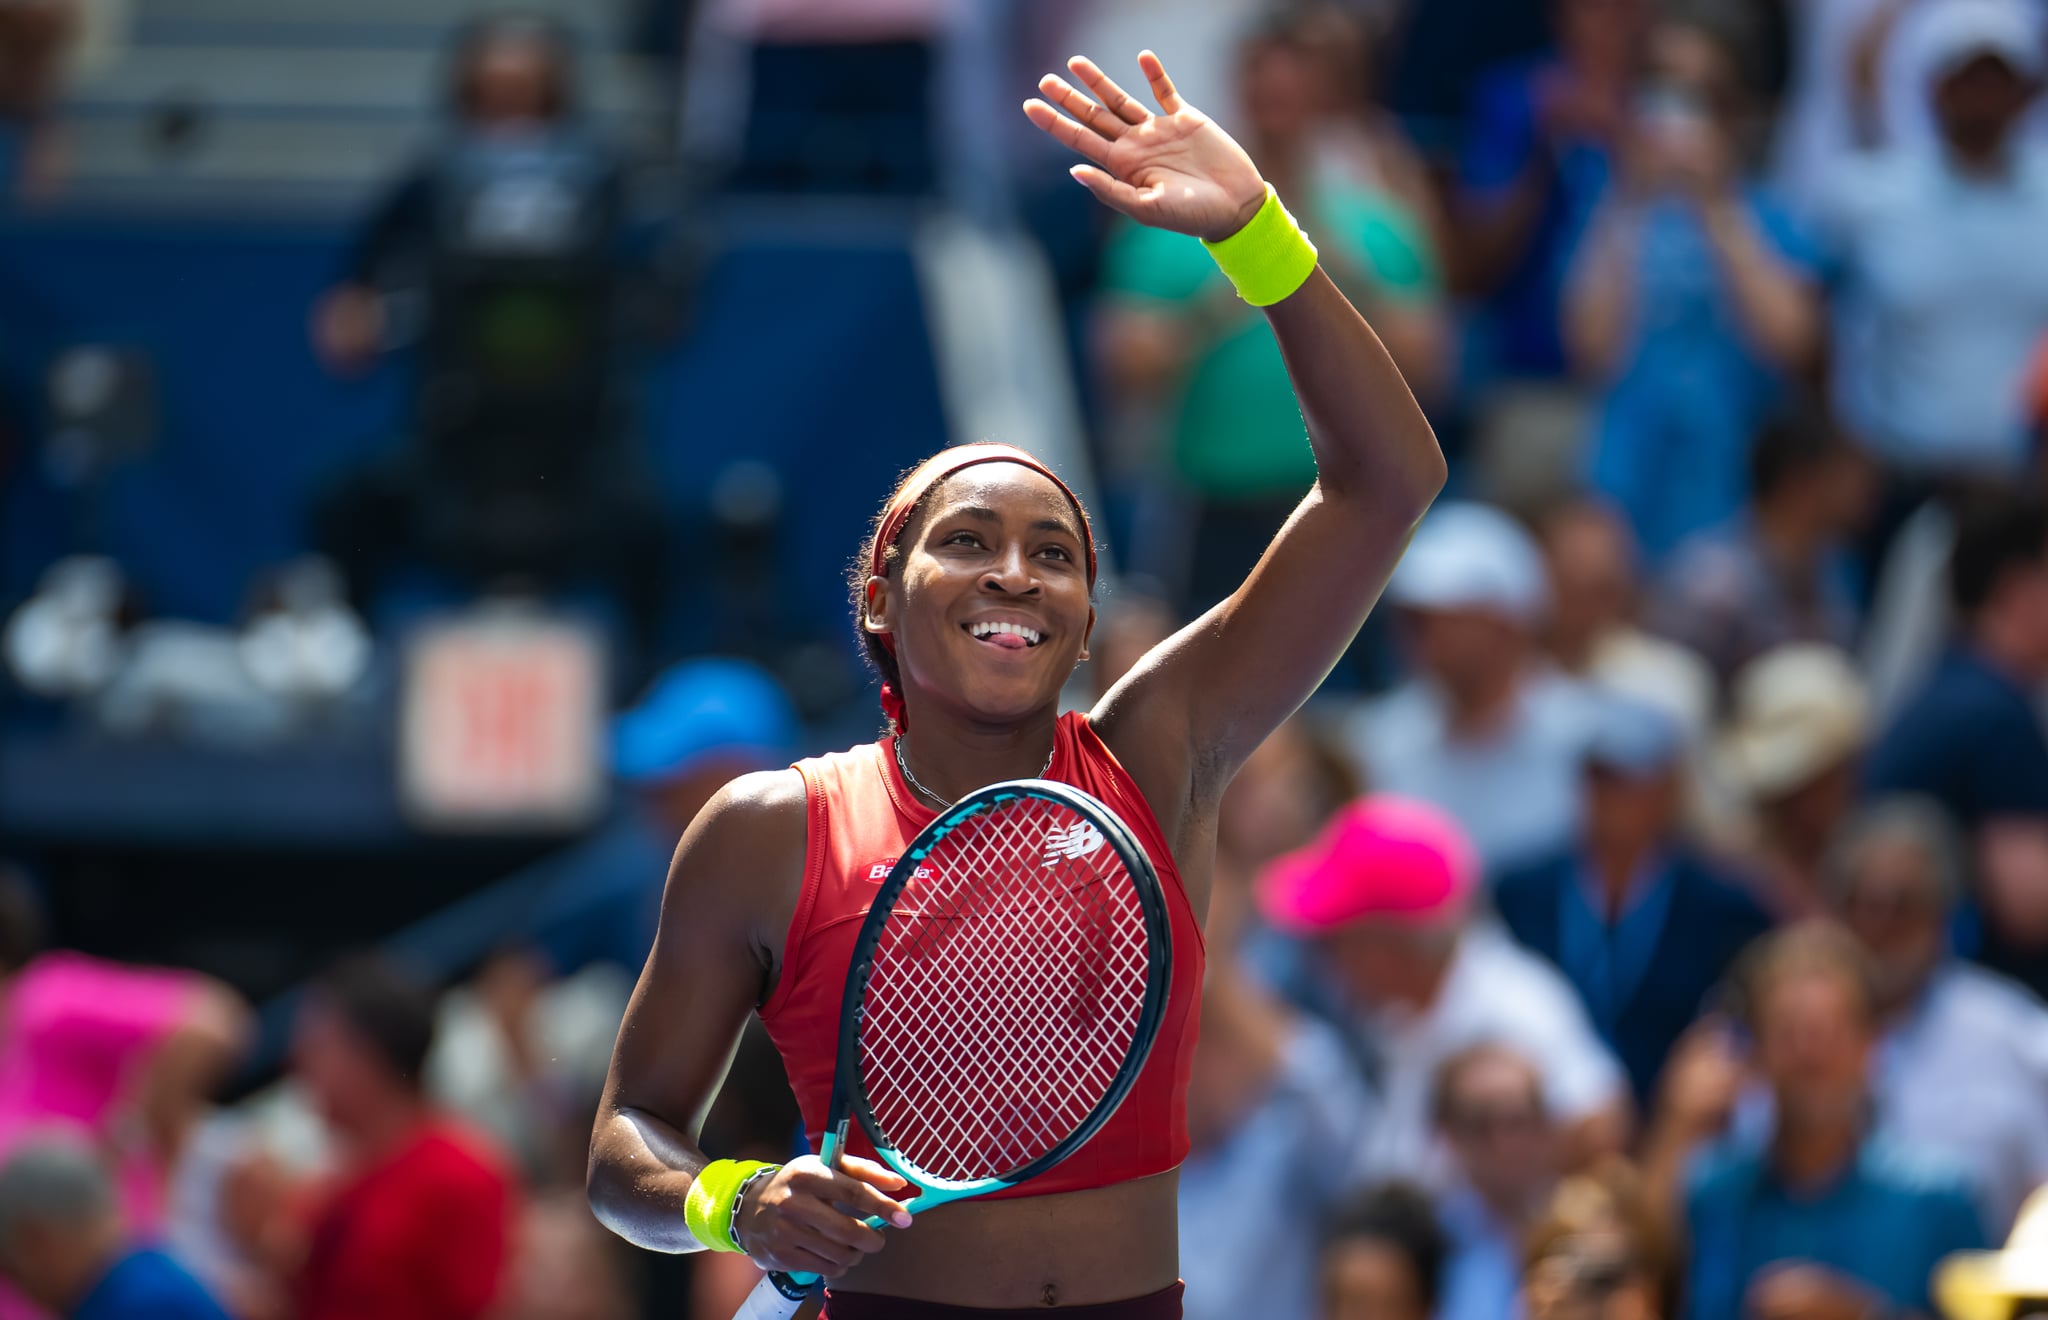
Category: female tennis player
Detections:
[{"x1": 588, "y1": 49, "x2": 1445, "y2": 1318}]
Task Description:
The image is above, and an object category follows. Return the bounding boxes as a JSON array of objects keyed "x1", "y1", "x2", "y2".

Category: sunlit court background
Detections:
[{"x1": 3, "y1": 0, "x2": 2048, "y2": 1317}]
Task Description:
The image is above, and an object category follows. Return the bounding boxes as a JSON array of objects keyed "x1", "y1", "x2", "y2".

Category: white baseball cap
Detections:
[
  {"x1": 1911, "y1": 0, "x2": 2045, "y2": 84},
  {"x1": 1386, "y1": 502, "x2": 1549, "y2": 626}
]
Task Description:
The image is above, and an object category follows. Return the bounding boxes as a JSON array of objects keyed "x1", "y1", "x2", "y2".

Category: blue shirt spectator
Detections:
[
  {"x1": 73, "y1": 1249, "x2": 231, "y2": 1320},
  {"x1": 1496, "y1": 691, "x2": 1773, "y2": 1104},
  {"x1": 1179, "y1": 1019, "x2": 1375, "y2": 1320},
  {"x1": 1459, "y1": 57, "x2": 1614, "y2": 378},
  {"x1": 1577, "y1": 193, "x2": 1820, "y2": 564},
  {"x1": 1682, "y1": 1139, "x2": 1985, "y2": 1320},
  {"x1": 1497, "y1": 850, "x2": 1772, "y2": 1106},
  {"x1": 1656, "y1": 925, "x2": 1988, "y2": 1320}
]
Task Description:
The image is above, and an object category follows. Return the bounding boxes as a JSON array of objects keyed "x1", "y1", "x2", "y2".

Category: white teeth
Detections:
[{"x1": 968, "y1": 621, "x2": 1043, "y2": 645}]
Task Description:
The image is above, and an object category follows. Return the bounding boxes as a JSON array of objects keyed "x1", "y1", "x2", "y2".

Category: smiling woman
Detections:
[{"x1": 587, "y1": 46, "x2": 1446, "y2": 1320}]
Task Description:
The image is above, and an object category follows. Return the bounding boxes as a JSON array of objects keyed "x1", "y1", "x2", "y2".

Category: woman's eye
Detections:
[
  {"x1": 1038, "y1": 545, "x2": 1073, "y2": 562},
  {"x1": 945, "y1": 531, "x2": 983, "y2": 548}
]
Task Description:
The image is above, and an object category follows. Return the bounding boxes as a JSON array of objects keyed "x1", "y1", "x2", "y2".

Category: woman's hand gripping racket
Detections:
[{"x1": 731, "y1": 779, "x2": 1173, "y2": 1320}]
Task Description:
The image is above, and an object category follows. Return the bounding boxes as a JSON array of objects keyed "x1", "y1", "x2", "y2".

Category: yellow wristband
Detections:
[
  {"x1": 1201, "y1": 183, "x2": 1319, "y2": 307},
  {"x1": 685, "y1": 1159, "x2": 777, "y2": 1254}
]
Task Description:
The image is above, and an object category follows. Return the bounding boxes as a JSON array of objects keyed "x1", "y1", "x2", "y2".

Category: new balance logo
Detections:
[{"x1": 1044, "y1": 822, "x2": 1106, "y2": 863}]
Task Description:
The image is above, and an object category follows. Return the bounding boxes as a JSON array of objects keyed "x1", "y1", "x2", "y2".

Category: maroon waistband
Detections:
[{"x1": 823, "y1": 1281, "x2": 1184, "y2": 1320}]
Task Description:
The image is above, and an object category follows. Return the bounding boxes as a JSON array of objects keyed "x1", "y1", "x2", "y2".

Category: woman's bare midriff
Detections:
[{"x1": 826, "y1": 1168, "x2": 1183, "y2": 1308}]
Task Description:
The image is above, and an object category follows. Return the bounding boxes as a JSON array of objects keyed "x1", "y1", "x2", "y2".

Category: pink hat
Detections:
[{"x1": 1256, "y1": 796, "x2": 1480, "y2": 935}]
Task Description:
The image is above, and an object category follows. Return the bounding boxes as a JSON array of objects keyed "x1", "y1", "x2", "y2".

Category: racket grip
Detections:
[{"x1": 731, "y1": 1271, "x2": 814, "y2": 1320}]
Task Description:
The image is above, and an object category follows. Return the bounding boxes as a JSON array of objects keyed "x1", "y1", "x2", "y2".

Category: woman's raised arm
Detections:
[{"x1": 1025, "y1": 52, "x2": 1445, "y2": 798}]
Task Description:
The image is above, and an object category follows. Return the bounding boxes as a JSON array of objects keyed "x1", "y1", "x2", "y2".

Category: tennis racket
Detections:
[{"x1": 731, "y1": 778, "x2": 1174, "y2": 1320}]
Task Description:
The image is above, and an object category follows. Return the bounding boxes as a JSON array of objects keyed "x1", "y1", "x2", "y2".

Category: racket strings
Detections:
[{"x1": 858, "y1": 798, "x2": 1150, "y2": 1184}]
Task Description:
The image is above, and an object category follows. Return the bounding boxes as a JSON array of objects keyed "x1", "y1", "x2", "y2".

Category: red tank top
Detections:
[{"x1": 759, "y1": 711, "x2": 1205, "y2": 1198}]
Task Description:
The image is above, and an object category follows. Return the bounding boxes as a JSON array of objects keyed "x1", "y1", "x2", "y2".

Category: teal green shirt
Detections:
[{"x1": 1100, "y1": 183, "x2": 1439, "y2": 497}]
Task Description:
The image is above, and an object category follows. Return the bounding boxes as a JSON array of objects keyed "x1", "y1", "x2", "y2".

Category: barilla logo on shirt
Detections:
[
  {"x1": 1043, "y1": 822, "x2": 1106, "y2": 863},
  {"x1": 866, "y1": 860, "x2": 936, "y2": 883}
]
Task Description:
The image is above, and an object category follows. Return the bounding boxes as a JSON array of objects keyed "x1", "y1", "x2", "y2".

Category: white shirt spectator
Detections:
[
  {"x1": 1875, "y1": 962, "x2": 2048, "y2": 1233},
  {"x1": 1179, "y1": 1019, "x2": 1378, "y2": 1320},
  {"x1": 1819, "y1": 142, "x2": 2048, "y2": 476},
  {"x1": 1775, "y1": 0, "x2": 2048, "y2": 217},
  {"x1": 1354, "y1": 922, "x2": 1627, "y2": 1189},
  {"x1": 1347, "y1": 672, "x2": 1596, "y2": 876}
]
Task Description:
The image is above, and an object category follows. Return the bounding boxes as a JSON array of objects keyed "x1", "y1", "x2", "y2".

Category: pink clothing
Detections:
[
  {"x1": 1258, "y1": 795, "x2": 1480, "y2": 934},
  {"x1": 0, "y1": 952, "x2": 201, "y2": 1320}
]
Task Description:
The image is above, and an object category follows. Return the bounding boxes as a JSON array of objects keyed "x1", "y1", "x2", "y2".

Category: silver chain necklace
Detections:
[{"x1": 894, "y1": 734, "x2": 1053, "y2": 809}]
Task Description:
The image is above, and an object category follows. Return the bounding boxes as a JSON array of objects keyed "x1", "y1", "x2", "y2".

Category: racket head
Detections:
[{"x1": 835, "y1": 779, "x2": 1173, "y2": 1196}]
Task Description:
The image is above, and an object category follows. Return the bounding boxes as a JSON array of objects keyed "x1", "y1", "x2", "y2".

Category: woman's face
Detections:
[
  {"x1": 868, "y1": 464, "x2": 1094, "y2": 729},
  {"x1": 1323, "y1": 1237, "x2": 1429, "y2": 1320}
]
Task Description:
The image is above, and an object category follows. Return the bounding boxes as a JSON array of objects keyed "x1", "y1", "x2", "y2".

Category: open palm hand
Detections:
[{"x1": 1023, "y1": 52, "x2": 1268, "y2": 243}]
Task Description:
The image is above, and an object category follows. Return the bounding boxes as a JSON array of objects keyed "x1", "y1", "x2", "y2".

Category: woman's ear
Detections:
[
  {"x1": 1077, "y1": 606, "x2": 1096, "y2": 662},
  {"x1": 863, "y1": 576, "x2": 893, "y2": 636}
]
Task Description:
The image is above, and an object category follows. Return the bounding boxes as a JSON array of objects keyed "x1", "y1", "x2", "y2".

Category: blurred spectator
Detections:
[
  {"x1": 1455, "y1": 0, "x2": 1647, "y2": 378},
  {"x1": 1645, "y1": 408, "x2": 1875, "y2": 686},
  {"x1": 1522, "y1": 1159, "x2": 1674, "y2": 1320},
  {"x1": 1347, "y1": 502, "x2": 1595, "y2": 873},
  {"x1": 1318, "y1": 1182, "x2": 1448, "y2": 1320},
  {"x1": 521, "y1": 657, "x2": 802, "y2": 979},
  {"x1": 1933, "y1": 1184, "x2": 2048, "y2": 1320},
  {"x1": 1823, "y1": 798, "x2": 2048, "y2": 1233},
  {"x1": 1541, "y1": 498, "x2": 1653, "y2": 679},
  {"x1": 1536, "y1": 500, "x2": 1718, "y2": 780},
  {"x1": 0, "y1": 1137, "x2": 228, "y2": 1320},
  {"x1": 1257, "y1": 796, "x2": 1629, "y2": 1190},
  {"x1": 1718, "y1": 646, "x2": 1871, "y2": 918},
  {"x1": 1290, "y1": 4, "x2": 1447, "y2": 253},
  {"x1": 1095, "y1": 13, "x2": 1448, "y2": 614},
  {"x1": 1495, "y1": 693, "x2": 1772, "y2": 1105},
  {"x1": 1862, "y1": 407, "x2": 2048, "y2": 726},
  {"x1": 1569, "y1": 10, "x2": 1826, "y2": 565},
  {"x1": 308, "y1": 13, "x2": 670, "y2": 648},
  {"x1": 1865, "y1": 495, "x2": 2048, "y2": 996},
  {"x1": 226, "y1": 955, "x2": 517, "y2": 1320},
  {"x1": 1432, "y1": 1043, "x2": 1562, "y2": 1320},
  {"x1": 496, "y1": 1189, "x2": 636, "y2": 1320},
  {"x1": 0, "y1": 868, "x2": 248, "y2": 1320},
  {"x1": 424, "y1": 947, "x2": 631, "y2": 1186},
  {"x1": 1179, "y1": 817, "x2": 1375, "y2": 1320},
  {"x1": 1649, "y1": 923, "x2": 1985, "y2": 1320},
  {"x1": 1819, "y1": 0, "x2": 2048, "y2": 488}
]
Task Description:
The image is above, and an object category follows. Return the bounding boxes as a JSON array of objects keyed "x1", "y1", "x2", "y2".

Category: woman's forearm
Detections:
[
  {"x1": 1563, "y1": 200, "x2": 1644, "y2": 379},
  {"x1": 587, "y1": 1105, "x2": 712, "y2": 1253},
  {"x1": 1701, "y1": 199, "x2": 1822, "y2": 373},
  {"x1": 1263, "y1": 268, "x2": 1443, "y2": 511}
]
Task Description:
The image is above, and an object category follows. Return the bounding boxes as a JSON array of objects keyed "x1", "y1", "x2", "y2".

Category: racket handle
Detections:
[{"x1": 731, "y1": 1271, "x2": 814, "y2": 1320}]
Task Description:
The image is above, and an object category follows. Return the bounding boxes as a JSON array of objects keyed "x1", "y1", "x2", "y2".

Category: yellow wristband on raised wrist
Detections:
[
  {"x1": 685, "y1": 1159, "x2": 777, "y2": 1254},
  {"x1": 1201, "y1": 183, "x2": 1320, "y2": 307}
]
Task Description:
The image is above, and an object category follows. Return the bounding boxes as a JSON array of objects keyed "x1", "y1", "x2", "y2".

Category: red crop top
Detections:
[{"x1": 758, "y1": 711, "x2": 1205, "y2": 1199}]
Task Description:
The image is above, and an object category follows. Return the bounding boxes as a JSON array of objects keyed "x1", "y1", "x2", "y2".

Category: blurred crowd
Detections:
[{"x1": 6, "y1": 0, "x2": 2048, "y2": 1318}]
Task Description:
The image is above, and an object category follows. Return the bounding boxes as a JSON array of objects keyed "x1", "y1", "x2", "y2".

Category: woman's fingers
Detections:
[
  {"x1": 829, "y1": 1165, "x2": 913, "y2": 1229},
  {"x1": 1068, "y1": 164, "x2": 1149, "y2": 216},
  {"x1": 1022, "y1": 98, "x2": 1114, "y2": 166},
  {"x1": 1137, "y1": 50, "x2": 1184, "y2": 114},
  {"x1": 837, "y1": 1155, "x2": 909, "y2": 1191},
  {"x1": 1066, "y1": 55, "x2": 1150, "y2": 125},
  {"x1": 1037, "y1": 73, "x2": 1127, "y2": 141}
]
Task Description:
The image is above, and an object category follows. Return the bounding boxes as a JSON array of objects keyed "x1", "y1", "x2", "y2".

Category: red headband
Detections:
[{"x1": 866, "y1": 443, "x2": 1097, "y2": 730}]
